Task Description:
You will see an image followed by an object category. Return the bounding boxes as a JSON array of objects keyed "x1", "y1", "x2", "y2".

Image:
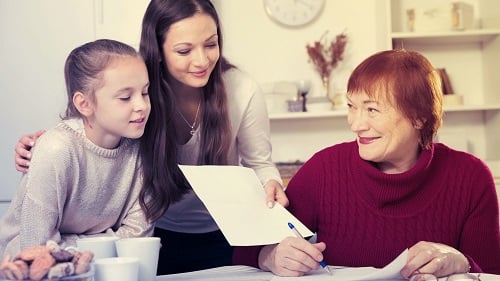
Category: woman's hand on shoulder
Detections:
[
  {"x1": 401, "y1": 241, "x2": 471, "y2": 279},
  {"x1": 264, "y1": 179, "x2": 289, "y2": 208},
  {"x1": 258, "y1": 237, "x2": 326, "y2": 277},
  {"x1": 14, "y1": 130, "x2": 45, "y2": 173}
]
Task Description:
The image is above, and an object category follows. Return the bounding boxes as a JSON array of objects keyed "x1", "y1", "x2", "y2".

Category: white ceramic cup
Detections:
[
  {"x1": 115, "y1": 237, "x2": 161, "y2": 281},
  {"x1": 76, "y1": 236, "x2": 120, "y2": 260},
  {"x1": 94, "y1": 257, "x2": 139, "y2": 281}
]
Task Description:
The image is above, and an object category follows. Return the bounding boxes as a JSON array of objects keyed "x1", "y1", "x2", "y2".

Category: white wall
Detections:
[
  {"x1": 0, "y1": 1, "x2": 386, "y2": 213},
  {"x1": 219, "y1": 1, "x2": 387, "y2": 96},
  {"x1": 0, "y1": 1, "x2": 95, "y2": 206},
  {"x1": 217, "y1": 1, "x2": 388, "y2": 162}
]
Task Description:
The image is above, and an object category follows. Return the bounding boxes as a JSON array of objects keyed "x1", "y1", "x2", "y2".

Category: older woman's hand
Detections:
[
  {"x1": 400, "y1": 241, "x2": 471, "y2": 279},
  {"x1": 258, "y1": 237, "x2": 326, "y2": 277},
  {"x1": 263, "y1": 179, "x2": 289, "y2": 208}
]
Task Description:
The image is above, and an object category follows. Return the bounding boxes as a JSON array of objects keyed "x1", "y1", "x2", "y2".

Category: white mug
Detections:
[
  {"x1": 76, "y1": 236, "x2": 120, "y2": 260},
  {"x1": 115, "y1": 237, "x2": 161, "y2": 281},
  {"x1": 94, "y1": 257, "x2": 139, "y2": 281}
]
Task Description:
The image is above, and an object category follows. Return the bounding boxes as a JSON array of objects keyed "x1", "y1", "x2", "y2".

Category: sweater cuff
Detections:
[
  {"x1": 232, "y1": 245, "x2": 264, "y2": 268},
  {"x1": 464, "y1": 254, "x2": 482, "y2": 273}
]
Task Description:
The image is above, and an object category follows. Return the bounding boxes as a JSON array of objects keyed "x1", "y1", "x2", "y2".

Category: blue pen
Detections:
[{"x1": 288, "y1": 222, "x2": 333, "y2": 275}]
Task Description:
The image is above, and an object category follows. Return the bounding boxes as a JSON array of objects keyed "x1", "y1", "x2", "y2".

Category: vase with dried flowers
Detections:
[{"x1": 306, "y1": 31, "x2": 348, "y2": 106}]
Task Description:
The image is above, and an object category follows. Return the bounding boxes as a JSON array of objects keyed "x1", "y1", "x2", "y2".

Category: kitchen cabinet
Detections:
[{"x1": 269, "y1": 0, "x2": 500, "y2": 180}]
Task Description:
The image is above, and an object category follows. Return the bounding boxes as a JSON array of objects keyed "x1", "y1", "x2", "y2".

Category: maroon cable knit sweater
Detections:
[{"x1": 233, "y1": 141, "x2": 500, "y2": 274}]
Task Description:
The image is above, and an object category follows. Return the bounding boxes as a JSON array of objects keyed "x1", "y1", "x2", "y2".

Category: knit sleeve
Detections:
[
  {"x1": 19, "y1": 196, "x2": 62, "y2": 249},
  {"x1": 458, "y1": 160, "x2": 500, "y2": 274},
  {"x1": 114, "y1": 197, "x2": 154, "y2": 238},
  {"x1": 285, "y1": 152, "x2": 323, "y2": 233},
  {"x1": 18, "y1": 130, "x2": 73, "y2": 249},
  {"x1": 232, "y1": 245, "x2": 265, "y2": 268},
  {"x1": 58, "y1": 197, "x2": 155, "y2": 246},
  {"x1": 227, "y1": 69, "x2": 282, "y2": 186}
]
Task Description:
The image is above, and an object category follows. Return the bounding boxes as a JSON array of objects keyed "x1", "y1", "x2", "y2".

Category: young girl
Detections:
[{"x1": 0, "y1": 39, "x2": 153, "y2": 258}]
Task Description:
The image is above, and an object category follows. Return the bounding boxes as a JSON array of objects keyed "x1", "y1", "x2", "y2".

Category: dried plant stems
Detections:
[{"x1": 306, "y1": 31, "x2": 348, "y2": 84}]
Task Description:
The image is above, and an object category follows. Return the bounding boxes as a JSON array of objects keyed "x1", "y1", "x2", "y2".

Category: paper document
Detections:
[
  {"x1": 270, "y1": 249, "x2": 408, "y2": 280},
  {"x1": 156, "y1": 265, "x2": 274, "y2": 281},
  {"x1": 178, "y1": 165, "x2": 313, "y2": 246}
]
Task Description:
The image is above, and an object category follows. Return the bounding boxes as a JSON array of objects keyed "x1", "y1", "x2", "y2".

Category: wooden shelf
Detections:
[
  {"x1": 269, "y1": 104, "x2": 500, "y2": 120},
  {"x1": 391, "y1": 29, "x2": 500, "y2": 45},
  {"x1": 444, "y1": 104, "x2": 500, "y2": 112},
  {"x1": 269, "y1": 109, "x2": 347, "y2": 120}
]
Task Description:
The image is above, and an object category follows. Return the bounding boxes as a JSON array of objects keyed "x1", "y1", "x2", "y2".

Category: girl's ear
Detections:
[{"x1": 73, "y1": 92, "x2": 94, "y2": 117}]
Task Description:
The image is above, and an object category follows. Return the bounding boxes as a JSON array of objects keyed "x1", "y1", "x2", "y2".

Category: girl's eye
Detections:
[
  {"x1": 119, "y1": 97, "x2": 131, "y2": 101},
  {"x1": 142, "y1": 92, "x2": 149, "y2": 96},
  {"x1": 368, "y1": 107, "x2": 379, "y2": 113}
]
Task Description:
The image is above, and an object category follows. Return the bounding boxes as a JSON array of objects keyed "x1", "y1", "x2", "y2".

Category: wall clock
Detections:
[{"x1": 263, "y1": 0, "x2": 325, "y2": 27}]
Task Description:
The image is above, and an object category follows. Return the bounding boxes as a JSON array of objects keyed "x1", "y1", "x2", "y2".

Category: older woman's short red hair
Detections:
[{"x1": 347, "y1": 49, "x2": 443, "y2": 150}]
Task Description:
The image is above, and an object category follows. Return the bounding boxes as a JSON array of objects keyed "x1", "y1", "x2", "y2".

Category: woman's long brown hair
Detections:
[{"x1": 138, "y1": 0, "x2": 232, "y2": 222}]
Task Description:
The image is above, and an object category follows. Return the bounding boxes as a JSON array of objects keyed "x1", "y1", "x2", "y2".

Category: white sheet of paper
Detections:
[
  {"x1": 178, "y1": 165, "x2": 313, "y2": 246},
  {"x1": 270, "y1": 249, "x2": 408, "y2": 281}
]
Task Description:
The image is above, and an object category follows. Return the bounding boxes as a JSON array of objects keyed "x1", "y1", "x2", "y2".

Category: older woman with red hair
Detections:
[{"x1": 233, "y1": 49, "x2": 500, "y2": 279}]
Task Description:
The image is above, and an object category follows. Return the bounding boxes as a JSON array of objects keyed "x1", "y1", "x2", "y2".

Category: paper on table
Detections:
[
  {"x1": 270, "y1": 249, "x2": 408, "y2": 281},
  {"x1": 156, "y1": 265, "x2": 274, "y2": 281},
  {"x1": 178, "y1": 165, "x2": 313, "y2": 246}
]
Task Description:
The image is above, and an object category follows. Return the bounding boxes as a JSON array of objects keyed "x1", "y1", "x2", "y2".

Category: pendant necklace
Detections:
[{"x1": 178, "y1": 99, "x2": 201, "y2": 135}]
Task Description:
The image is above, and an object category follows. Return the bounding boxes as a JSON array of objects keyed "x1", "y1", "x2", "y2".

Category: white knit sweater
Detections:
[{"x1": 0, "y1": 118, "x2": 153, "y2": 257}]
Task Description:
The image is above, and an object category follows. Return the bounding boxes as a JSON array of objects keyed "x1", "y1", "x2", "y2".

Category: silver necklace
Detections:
[{"x1": 178, "y1": 99, "x2": 201, "y2": 135}]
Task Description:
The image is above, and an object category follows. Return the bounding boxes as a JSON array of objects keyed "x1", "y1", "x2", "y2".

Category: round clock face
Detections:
[{"x1": 263, "y1": 0, "x2": 325, "y2": 27}]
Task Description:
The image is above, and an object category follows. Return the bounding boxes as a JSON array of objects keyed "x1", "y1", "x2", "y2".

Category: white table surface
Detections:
[
  {"x1": 156, "y1": 265, "x2": 500, "y2": 281},
  {"x1": 156, "y1": 265, "x2": 271, "y2": 281}
]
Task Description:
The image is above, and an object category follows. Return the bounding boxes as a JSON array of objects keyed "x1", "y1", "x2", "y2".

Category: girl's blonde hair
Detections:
[{"x1": 63, "y1": 39, "x2": 140, "y2": 119}]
